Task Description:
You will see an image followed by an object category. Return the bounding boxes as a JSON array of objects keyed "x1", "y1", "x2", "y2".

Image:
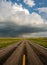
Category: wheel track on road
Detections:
[
  {"x1": 25, "y1": 41, "x2": 43, "y2": 65},
  {"x1": 27, "y1": 40, "x2": 47, "y2": 65},
  {"x1": 3, "y1": 41, "x2": 25, "y2": 65},
  {"x1": 0, "y1": 41, "x2": 23, "y2": 65}
]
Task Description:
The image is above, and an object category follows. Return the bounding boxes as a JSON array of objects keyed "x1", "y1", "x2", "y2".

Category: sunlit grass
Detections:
[
  {"x1": 28, "y1": 38, "x2": 47, "y2": 48},
  {"x1": 0, "y1": 38, "x2": 22, "y2": 48},
  {"x1": 0, "y1": 37, "x2": 47, "y2": 48}
]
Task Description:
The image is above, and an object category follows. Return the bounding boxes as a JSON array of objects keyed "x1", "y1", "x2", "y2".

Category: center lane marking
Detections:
[{"x1": 22, "y1": 54, "x2": 25, "y2": 65}]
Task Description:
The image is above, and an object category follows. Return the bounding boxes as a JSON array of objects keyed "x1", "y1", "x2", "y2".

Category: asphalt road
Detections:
[{"x1": 0, "y1": 40, "x2": 47, "y2": 65}]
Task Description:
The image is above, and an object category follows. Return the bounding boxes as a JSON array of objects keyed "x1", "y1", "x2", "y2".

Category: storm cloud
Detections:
[
  {"x1": 0, "y1": 0, "x2": 47, "y2": 37},
  {"x1": 0, "y1": 22, "x2": 47, "y2": 37}
]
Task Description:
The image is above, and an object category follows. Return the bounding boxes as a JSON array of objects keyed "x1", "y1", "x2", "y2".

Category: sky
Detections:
[{"x1": 0, "y1": 0, "x2": 47, "y2": 37}]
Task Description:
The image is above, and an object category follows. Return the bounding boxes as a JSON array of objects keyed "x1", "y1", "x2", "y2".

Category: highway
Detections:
[{"x1": 0, "y1": 40, "x2": 47, "y2": 65}]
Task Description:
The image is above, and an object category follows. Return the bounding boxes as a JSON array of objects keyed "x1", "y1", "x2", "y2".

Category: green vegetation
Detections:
[
  {"x1": 0, "y1": 37, "x2": 47, "y2": 48},
  {"x1": 28, "y1": 38, "x2": 47, "y2": 48},
  {"x1": 0, "y1": 38, "x2": 22, "y2": 48}
]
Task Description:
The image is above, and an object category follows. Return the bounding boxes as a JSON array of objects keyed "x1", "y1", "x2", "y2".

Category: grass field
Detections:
[
  {"x1": 0, "y1": 38, "x2": 47, "y2": 48},
  {"x1": 28, "y1": 38, "x2": 47, "y2": 48},
  {"x1": 0, "y1": 38, "x2": 22, "y2": 48}
]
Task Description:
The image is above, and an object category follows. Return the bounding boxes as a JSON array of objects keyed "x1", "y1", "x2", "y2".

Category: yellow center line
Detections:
[{"x1": 22, "y1": 54, "x2": 25, "y2": 65}]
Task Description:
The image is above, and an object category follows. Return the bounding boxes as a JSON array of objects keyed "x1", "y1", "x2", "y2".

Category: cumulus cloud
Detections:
[
  {"x1": 37, "y1": 7, "x2": 47, "y2": 14},
  {"x1": 0, "y1": 0, "x2": 29, "y2": 22},
  {"x1": 0, "y1": 0, "x2": 47, "y2": 28},
  {"x1": 12, "y1": 3, "x2": 29, "y2": 14},
  {"x1": 37, "y1": 7, "x2": 47, "y2": 21},
  {"x1": 0, "y1": 0, "x2": 12, "y2": 21},
  {"x1": 24, "y1": 0, "x2": 35, "y2": 7},
  {"x1": 9, "y1": 12, "x2": 45, "y2": 27},
  {"x1": 0, "y1": 0, "x2": 47, "y2": 37}
]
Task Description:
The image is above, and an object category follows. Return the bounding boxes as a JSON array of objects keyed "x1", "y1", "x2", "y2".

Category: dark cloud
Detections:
[{"x1": 0, "y1": 22, "x2": 47, "y2": 37}]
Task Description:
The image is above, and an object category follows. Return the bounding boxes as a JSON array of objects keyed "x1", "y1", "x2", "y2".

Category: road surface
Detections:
[{"x1": 0, "y1": 40, "x2": 47, "y2": 65}]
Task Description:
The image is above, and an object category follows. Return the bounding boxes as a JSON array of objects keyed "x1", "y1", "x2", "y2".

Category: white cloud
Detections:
[
  {"x1": 0, "y1": 0, "x2": 47, "y2": 28},
  {"x1": 0, "y1": 15, "x2": 4, "y2": 22},
  {"x1": 24, "y1": 0, "x2": 35, "y2": 7},
  {"x1": 0, "y1": 0, "x2": 29, "y2": 22},
  {"x1": 12, "y1": 3, "x2": 29, "y2": 14},
  {"x1": 0, "y1": 0, "x2": 12, "y2": 21},
  {"x1": 36, "y1": 7, "x2": 47, "y2": 22},
  {"x1": 9, "y1": 12, "x2": 45, "y2": 28},
  {"x1": 37, "y1": 7, "x2": 47, "y2": 14}
]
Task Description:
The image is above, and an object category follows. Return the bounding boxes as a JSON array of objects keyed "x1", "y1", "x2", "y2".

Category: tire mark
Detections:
[
  {"x1": 25, "y1": 41, "x2": 43, "y2": 65},
  {"x1": 3, "y1": 41, "x2": 24, "y2": 65},
  {"x1": 0, "y1": 41, "x2": 22, "y2": 65},
  {"x1": 27, "y1": 40, "x2": 47, "y2": 65}
]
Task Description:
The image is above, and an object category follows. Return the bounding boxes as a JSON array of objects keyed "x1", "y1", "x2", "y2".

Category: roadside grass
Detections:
[
  {"x1": 0, "y1": 38, "x2": 22, "y2": 48},
  {"x1": 0, "y1": 37, "x2": 47, "y2": 48},
  {"x1": 28, "y1": 38, "x2": 47, "y2": 48}
]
